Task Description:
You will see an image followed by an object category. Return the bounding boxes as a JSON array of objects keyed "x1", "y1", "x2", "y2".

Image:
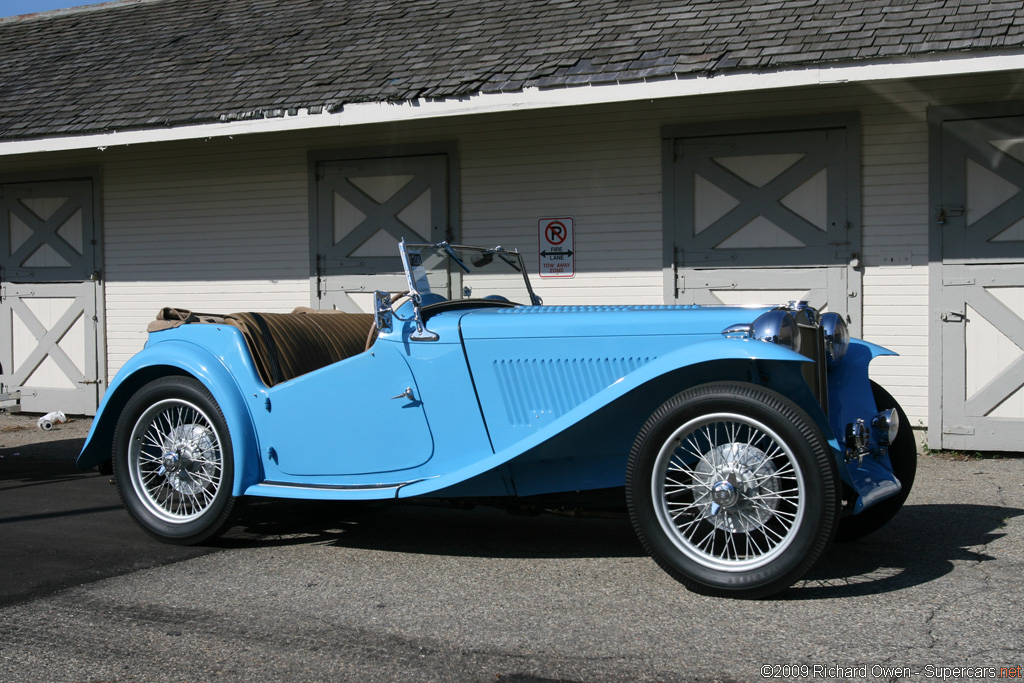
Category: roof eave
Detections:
[{"x1": 3, "y1": 51, "x2": 1024, "y2": 158}]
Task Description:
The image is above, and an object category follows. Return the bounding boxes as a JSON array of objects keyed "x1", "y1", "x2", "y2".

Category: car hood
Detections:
[{"x1": 458, "y1": 304, "x2": 774, "y2": 340}]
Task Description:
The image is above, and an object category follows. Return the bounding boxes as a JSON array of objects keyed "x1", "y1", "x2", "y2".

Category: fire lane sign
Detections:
[{"x1": 538, "y1": 217, "x2": 575, "y2": 278}]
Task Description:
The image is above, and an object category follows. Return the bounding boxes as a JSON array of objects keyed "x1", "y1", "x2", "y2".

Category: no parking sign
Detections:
[{"x1": 538, "y1": 217, "x2": 575, "y2": 278}]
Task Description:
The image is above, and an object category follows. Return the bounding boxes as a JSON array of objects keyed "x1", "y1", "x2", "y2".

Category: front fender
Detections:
[
  {"x1": 828, "y1": 337, "x2": 901, "y2": 512},
  {"x1": 78, "y1": 329, "x2": 263, "y2": 496},
  {"x1": 399, "y1": 336, "x2": 811, "y2": 498},
  {"x1": 828, "y1": 337, "x2": 897, "y2": 436}
]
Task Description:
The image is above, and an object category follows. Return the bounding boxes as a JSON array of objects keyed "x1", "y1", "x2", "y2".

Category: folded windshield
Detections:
[{"x1": 400, "y1": 242, "x2": 541, "y2": 306}]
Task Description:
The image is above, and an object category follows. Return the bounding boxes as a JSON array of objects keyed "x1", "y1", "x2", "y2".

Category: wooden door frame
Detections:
[
  {"x1": 307, "y1": 142, "x2": 460, "y2": 308},
  {"x1": 928, "y1": 101, "x2": 1024, "y2": 450},
  {"x1": 0, "y1": 166, "x2": 106, "y2": 413}
]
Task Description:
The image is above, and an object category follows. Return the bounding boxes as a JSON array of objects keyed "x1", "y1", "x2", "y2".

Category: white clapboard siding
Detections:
[
  {"x1": 100, "y1": 138, "x2": 312, "y2": 376},
  {"x1": 461, "y1": 108, "x2": 664, "y2": 307}
]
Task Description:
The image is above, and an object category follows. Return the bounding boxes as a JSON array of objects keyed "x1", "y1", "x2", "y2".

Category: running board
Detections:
[{"x1": 244, "y1": 478, "x2": 433, "y2": 501}]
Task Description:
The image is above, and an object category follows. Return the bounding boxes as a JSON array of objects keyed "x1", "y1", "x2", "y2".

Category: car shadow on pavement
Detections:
[
  {"x1": 0, "y1": 438, "x2": 217, "y2": 608},
  {"x1": 786, "y1": 502, "x2": 1024, "y2": 600},
  {"x1": 0, "y1": 437, "x2": 90, "y2": 489},
  {"x1": 219, "y1": 499, "x2": 1023, "y2": 598},
  {"x1": 218, "y1": 498, "x2": 645, "y2": 559}
]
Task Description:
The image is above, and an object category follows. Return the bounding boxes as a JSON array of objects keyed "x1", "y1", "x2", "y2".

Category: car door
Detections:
[{"x1": 261, "y1": 343, "x2": 434, "y2": 477}]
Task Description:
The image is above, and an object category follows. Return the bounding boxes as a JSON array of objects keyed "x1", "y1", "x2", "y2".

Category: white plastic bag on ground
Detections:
[{"x1": 37, "y1": 411, "x2": 67, "y2": 431}]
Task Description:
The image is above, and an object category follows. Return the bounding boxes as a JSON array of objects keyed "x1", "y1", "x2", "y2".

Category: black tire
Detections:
[
  {"x1": 834, "y1": 381, "x2": 917, "y2": 542},
  {"x1": 112, "y1": 376, "x2": 237, "y2": 545},
  {"x1": 626, "y1": 382, "x2": 840, "y2": 599}
]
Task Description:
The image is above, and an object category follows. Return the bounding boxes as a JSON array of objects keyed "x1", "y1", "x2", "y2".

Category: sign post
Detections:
[{"x1": 538, "y1": 217, "x2": 575, "y2": 278}]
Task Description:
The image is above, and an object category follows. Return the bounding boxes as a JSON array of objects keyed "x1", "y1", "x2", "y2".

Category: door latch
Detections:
[
  {"x1": 937, "y1": 206, "x2": 965, "y2": 224},
  {"x1": 940, "y1": 311, "x2": 966, "y2": 322}
]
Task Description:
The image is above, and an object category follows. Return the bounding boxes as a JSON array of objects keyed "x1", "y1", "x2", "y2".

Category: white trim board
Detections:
[{"x1": 4, "y1": 52, "x2": 1024, "y2": 157}]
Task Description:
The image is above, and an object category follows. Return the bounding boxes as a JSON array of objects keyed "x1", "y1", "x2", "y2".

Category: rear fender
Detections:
[{"x1": 77, "y1": 337, "x2": 261, "y2": 496}]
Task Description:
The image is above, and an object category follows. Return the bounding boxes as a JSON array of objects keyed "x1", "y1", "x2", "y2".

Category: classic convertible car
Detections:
[{"x1": 78, "y1": 240, "x2": 915, "y2": 598}]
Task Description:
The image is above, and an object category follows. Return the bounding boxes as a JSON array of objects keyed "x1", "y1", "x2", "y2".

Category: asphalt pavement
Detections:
[{"x1": 1, "y1": 413, "x2": 1022, "y2": 682}]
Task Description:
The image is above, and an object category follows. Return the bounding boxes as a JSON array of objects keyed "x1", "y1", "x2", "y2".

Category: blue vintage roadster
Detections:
[{"x1": 78, "y1": 240, "x2": 915, "y2": 598}]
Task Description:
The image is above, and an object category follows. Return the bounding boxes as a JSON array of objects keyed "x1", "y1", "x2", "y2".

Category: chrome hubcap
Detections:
[
  {"x1": 711, "y1": 479, "x2": 738, "y2": 508},
  {"x1": 161, "y1": 451, "x2": 183, "y2": 473},
  {"x1": 694, "y1": 442, "x2": 781, "y2": 533}
]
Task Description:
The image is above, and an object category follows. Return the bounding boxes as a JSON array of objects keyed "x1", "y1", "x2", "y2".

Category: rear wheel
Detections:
[
  {"x1": 626, "y1": 382, "x2": 839, "y2": 599},
  {"x1": 112, "y1": 376, "x2": 236, "y2": 545}
]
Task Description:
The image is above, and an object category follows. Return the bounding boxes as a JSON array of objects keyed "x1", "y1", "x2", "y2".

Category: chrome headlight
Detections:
[
  {"x1": 871, "y1": 408, "x2": 900, "y2": 445},
  {"x1": 750, "y1": 310, "x2": 801, "y2": 352},
  {"x1": 821, "y1": 312, "x2": 849, "y2": 365}
]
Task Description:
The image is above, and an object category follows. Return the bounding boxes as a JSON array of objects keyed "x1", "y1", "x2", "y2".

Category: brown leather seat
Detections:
[{"x1": 226, "y1": 310, "x2": 376, "y2": 387}]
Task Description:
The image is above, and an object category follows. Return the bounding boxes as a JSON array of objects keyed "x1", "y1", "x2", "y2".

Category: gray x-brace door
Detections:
[
  {"x1": 937, "y1": 115, "x2": 1024, "y2": 450},
  {"x1": 668, "y1": 127, "x2": 861, "y2": 333},
  {"x1": 315, "y1": 155, "x2": 449, "y2": 312},
  {"x1": 0, "y1": 179, "x2": 103, "y2": 415}
]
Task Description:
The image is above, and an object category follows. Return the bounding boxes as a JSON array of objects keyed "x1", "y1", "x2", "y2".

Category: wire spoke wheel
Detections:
[
  {"x1": 655, "y1": 413, "x2": 804, "y2": 572},
  {"x1": 113, "y1": 376, "x2": 237, "y2": 545},
  {"x1": 129, "y1": 399, "x2": 224, "y2": 524},
  {"x1": 627, "y1": 382, "x2": 838, "y2": 599}
]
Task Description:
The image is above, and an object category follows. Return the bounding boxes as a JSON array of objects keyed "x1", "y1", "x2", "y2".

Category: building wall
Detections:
[{"x1": 3, "y1": 70, "x2": 1024, "y2": 427}]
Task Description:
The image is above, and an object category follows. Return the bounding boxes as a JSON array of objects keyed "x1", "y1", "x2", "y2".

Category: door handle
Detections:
[{"x1": 391, "y1": 387, "x2": 415, "y2": 401}]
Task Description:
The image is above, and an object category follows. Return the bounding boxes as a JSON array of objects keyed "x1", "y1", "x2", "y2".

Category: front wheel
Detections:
[
  {"x1": 626, "y1": 383, "x2": 839, "y2": 599},
  {"x1": 112, "y1": 376, "x2": 237, "y2": 545}
]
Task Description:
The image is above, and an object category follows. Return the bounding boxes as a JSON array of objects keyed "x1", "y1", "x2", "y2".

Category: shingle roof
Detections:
[{"x1": 2, "y1": 0, "x2": 1023, "y2": 142}]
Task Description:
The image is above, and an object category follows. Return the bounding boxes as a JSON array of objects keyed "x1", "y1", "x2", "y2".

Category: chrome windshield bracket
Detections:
[
  {"x1": 373, "y1": 290, "x2": 393, "y2": 332},
  {"x1": 408, "y1": 297, "x2": 440, "y2": 342},
  {"x1": 398, "y1": 240, "x2": 441, "y2": 342}
]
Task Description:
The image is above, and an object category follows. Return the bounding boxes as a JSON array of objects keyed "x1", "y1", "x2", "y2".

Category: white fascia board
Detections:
[{"x1": 3, "y1": 51, "x2": 1024, "y2": 157}]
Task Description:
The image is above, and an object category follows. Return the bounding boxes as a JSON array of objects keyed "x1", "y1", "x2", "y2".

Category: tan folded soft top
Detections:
[{"x1": 147, "y1": 306, "x2": 377, "y2": 387}]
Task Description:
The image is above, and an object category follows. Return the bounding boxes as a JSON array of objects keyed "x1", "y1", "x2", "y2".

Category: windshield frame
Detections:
[{"x1": 399, "y1": 240, "x2": 542, "y2": 306}]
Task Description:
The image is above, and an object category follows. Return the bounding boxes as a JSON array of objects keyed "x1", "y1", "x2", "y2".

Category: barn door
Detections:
[
  {"x1": 0, "y1": 179, "x2": 103, "y2": 415},
  {"x1": 936, "y1": 115, "x2": 1024, "y2": 450},
  {"x1": 315, "y1": 155, "x2": 449, "y2": 312},
  {"x1": 668, "y1": 127, "x2": 861, "y2": 333}
]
